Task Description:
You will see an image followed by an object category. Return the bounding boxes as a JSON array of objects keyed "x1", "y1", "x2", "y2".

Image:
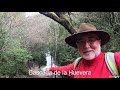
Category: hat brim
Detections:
[{"x1": 65, "y1": 31, "x2": 110, "y2": 48}]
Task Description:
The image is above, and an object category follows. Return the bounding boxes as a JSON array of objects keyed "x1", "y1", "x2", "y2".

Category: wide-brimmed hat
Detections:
[{"x1": 65, "y1": 23, "x2": 110, "y2": 48}]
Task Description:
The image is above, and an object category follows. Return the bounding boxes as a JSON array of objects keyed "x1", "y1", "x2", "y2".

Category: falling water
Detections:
[
  {"x1": 46, "y1": 52, "x2": 56, "y2": 67},
  {"x1": 39, "y1": 52, "x2": 58, "y2": 78}
]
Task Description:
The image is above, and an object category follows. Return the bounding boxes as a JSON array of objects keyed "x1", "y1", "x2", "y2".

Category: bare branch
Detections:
[{"x1": 40, "y1": 12, "x2": 76, "y2": 34}]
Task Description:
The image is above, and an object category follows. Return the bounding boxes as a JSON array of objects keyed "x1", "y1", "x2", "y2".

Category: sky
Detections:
[{"x1": 25, "y1": 12, "x2": 40, "y2": 17}]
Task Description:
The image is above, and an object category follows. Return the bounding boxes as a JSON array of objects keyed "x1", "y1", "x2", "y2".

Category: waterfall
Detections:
[
  {"x1": 41, "y1": 52, "x2": 56, "y2": 70},
  {"x1": 46, "y1": 52, "x2": 55, "y2": 67},
  {"x1": 40, "y1": 52, "x2": 63, "y2": 78},
  {"x1": 27, "y1": 52, "x2": 59, "y2": 78}
]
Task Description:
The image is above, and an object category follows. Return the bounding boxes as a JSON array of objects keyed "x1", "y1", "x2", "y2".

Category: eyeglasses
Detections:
[{"x1": 76, "y1": 38, "x2": 100, "y2": 46}]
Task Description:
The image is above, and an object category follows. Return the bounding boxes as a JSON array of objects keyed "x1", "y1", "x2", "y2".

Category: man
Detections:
[{"x1": 46, "y1": 23, "x2": 120, "y2": 78}]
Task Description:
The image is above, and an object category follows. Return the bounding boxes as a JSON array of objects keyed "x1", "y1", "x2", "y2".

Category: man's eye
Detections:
[{"x1": 79, "y1": 40, "x2": 84, "y2": 43}]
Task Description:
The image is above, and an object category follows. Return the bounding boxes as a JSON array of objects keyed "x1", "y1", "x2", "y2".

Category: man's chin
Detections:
[{"x1": 83, "y1": 55, "x2": 95, "y2": 60}]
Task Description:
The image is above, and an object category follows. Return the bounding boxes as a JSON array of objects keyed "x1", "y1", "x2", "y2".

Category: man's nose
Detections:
[{"x1": 84, "y1": 41, "x2": 90, "y2": 48}]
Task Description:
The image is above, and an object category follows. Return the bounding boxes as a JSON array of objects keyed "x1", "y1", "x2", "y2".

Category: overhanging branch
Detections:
[{"x1": 40, "y1": 12, "x2": 76, "y2": 34}]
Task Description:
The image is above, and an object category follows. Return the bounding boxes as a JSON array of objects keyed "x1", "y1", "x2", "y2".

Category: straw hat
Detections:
[{"x1": 65, "y1": 23, "x2": 110, "y2": 48}]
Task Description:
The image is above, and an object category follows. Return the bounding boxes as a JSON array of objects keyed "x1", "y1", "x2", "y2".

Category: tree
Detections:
[
  {"x1": 0, "y1": 12, "x2": 33, "y2": 78},
  {"x1": 24, "y1": 14, "x2": 51, "y2": 65},
  {"x1": 47, "y1": 21, "x2": 80, "y2": 66},
  {"x1": 41, "y1": 12, "x2": 120, "y2": 65},
  {"x1": 40, "y1": 12, "x2": 77, "y2": 34}
]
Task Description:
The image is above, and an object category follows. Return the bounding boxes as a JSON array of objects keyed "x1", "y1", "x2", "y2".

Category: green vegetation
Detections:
[{"x1": 0, "y1": 12, "x2": 120, "y2": 78}]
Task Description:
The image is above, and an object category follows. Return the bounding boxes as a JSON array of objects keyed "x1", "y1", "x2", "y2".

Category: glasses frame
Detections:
[{"x1": 76, "y1": 37, "x2": 100, "y2": 46}]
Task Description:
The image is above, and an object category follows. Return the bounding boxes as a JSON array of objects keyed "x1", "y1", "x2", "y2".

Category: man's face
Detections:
[{"x1": 76, "y1": 33, "x2": 101, "y2": 60}]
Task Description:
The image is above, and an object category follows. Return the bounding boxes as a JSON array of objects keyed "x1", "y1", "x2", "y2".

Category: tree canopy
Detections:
[{"x1": 0, "y1": 12, "x2": 120, "y2": 78}]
